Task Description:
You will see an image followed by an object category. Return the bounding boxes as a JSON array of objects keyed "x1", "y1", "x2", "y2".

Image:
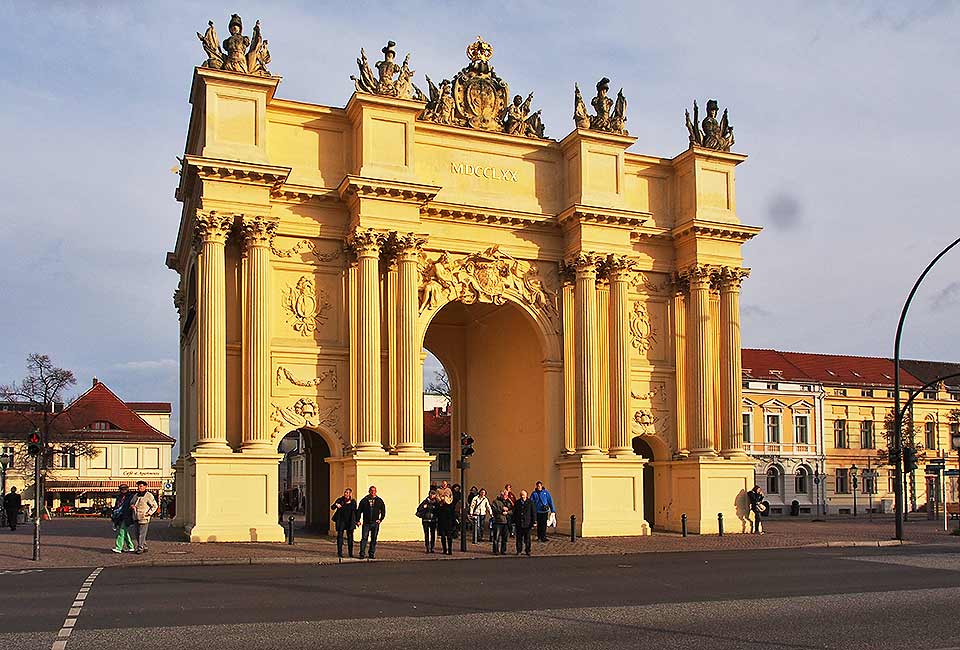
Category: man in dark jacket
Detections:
[
  {"x1": 330, "y1": 488, "x2": 358, "y2": 558},
  {"x1": 3, "y1": 487, "x2": 21, "y2": 531},
  {"x1": 491, "y1": 489, "x2": 513, "y2": 555},
  {"x1": 357, "y1": 486, "x2": 386, "y2": 559},
  {"x1": 512, "y1": 489, "x2": 536, "y2": 556}
]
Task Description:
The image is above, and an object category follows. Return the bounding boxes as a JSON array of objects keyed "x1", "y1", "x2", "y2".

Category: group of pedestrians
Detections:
[
  {"x1": 417, "y1": 480, "x2": 556, "y2": 556},
  {"x1": 330, "y1": 486, "x2": 386, "y2": 559},
  {"x1": 111, "y1": 481, "x2": 159, "y2": 554}
]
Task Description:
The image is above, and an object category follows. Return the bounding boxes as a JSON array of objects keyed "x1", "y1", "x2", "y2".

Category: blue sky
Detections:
[{"x1": 3, "y1": 1, "x2": 960, "y2": 446}]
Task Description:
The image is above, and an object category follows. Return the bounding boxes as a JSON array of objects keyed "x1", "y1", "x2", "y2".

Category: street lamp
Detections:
[
  {"x1": 851, "y1": 464, "x2": 859, "y2": 518},
  {"x1": 952, "y1": 433, "x2": 960, "y2": 532}
]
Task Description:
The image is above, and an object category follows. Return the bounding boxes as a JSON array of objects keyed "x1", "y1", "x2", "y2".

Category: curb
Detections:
[{"x1": 803, "y1": 540, "x2": 911, "y2": 548}]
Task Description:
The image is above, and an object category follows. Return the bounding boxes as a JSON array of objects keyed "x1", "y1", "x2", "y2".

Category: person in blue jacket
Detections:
[{"x1": 530, "y1": 481, "x2": 555, "y2": 542}]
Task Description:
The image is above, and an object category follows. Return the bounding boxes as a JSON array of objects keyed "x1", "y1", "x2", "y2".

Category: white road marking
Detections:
[
  {"x1": 0, "y1": 569, "x2": 43, "y2": 576},
  {"x1": 51, "y1": 567, "x2": 103, "y2": 650}
]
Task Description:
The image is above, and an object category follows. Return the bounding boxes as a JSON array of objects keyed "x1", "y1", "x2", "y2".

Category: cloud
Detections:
[
  {"x1": 765, "y1": 193, "x2": 804, "y2": 231},
  {"x1": 930, "y1": 281, "x2": 960, "y2": 312},
  {"x1": 742, "y1": 304, "x2": 774, "y2": 320}
]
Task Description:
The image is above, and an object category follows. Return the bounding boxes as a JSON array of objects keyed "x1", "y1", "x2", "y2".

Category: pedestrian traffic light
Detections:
[
  {"x1": 903, "y1": 446, "x2": 918, "y2": 473},
  {"x1": 27, "y1": 431, "x2": 41, "y2": 457},
  {"x1": 460, "y1": 432, "x2": 475, "y2": 458}
]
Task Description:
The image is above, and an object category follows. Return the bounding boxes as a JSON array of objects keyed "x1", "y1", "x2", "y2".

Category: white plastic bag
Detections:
[{"x1": 547, "y1": 512, "x2": 557, "y2": 528}]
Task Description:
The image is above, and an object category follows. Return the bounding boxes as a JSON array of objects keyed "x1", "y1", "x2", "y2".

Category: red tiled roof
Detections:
[
  {"x1": 742, "y1": 349, "x2": 922, "y2": 388},
  {"x1": 0, "y1": 381, "x2": 174, "y2": 444},
  {"x1": 423, "y1": 407, "x2": 450, "y2": 450},
  {"x1": 125, "y1": 402, "x2": 171, "y2": 413}
]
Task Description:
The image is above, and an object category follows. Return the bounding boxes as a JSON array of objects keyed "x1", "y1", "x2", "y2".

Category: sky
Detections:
[{"x1": 2, "y1": 1, "x2": 960, "y2": 447}]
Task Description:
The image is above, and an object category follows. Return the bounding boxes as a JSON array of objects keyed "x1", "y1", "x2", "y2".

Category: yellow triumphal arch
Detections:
[{"x1": 167, "y1": 19, "x2": 760, "y2": 542}]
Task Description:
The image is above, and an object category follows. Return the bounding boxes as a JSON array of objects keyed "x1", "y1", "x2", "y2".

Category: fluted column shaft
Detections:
[
  {"x1": 352, "y1": 229, "x2": 386, "y2": 453},
  {"x1": 573, "y1": 254, "x2": 602, "y2": 454},
  {"x1": 719, "y1": 267, "x2": 749, "y2": 457},
  {"x1": 395, "y1": 234, "x2": 426, "y2": 453},
  {"x1": 194, "y1": 212, "x2": 233, "y2": 449},
  {"x1": 241, "y1": 217, "x2": 277, "y2": 449},
  {"x1": 607, "y1": 258, "x2": 634, "y2": 456},
  {"x1": 685, "y1": 265, "x2": 716, "y2": 457}
]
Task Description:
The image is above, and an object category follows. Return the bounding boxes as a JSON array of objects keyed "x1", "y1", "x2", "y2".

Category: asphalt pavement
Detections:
[{"x1": 3, "y1": 544, "x2": 960, "y2": 649}]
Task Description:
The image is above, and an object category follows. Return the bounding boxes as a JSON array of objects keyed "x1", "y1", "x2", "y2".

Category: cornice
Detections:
[
  {"x1": 671, "y1": 146, "x2": 748, "y2": 167},
  {"x1": 178, "y1": 155, "x2": 292, "y2": 201},
  {"x1": 271, "y1": 183, "x2": 340, "y2": 205},
  {"x1": 557, "y1": 204, "x2": 650, "y2": 229},
  {"x1": 630, "y1": 226, "x2": 674, "y2": 243},
  {"x1": 558, "y1": 128, "x2": 637, "y2": 151},
  {"x1": 672, "y1": 219, "x2": 762, "y2": 243},
  {"x1": 421, "y1": 201, "x2": 557, "y2": 230},
  {"x1": 336, "y1": 175, "x2": 440, "y2": 205}
]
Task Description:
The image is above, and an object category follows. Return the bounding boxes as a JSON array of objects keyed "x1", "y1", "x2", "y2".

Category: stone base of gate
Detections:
[
  {"x1": 659, "y1": 457, "x2": 755, "y2": 535},
  {"x1": 328, "y1": 452, "x2": 434, "y2": 541},
  {"x1": 557, "y1": 455, "x2": 652, "y2": 537}
]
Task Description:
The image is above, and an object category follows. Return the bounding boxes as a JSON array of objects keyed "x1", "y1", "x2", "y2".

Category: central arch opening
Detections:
[
  {"x1": 424, "y1": 299, "x2": 553, "y2": 497},
  {"x1": 277, "y1": 428, "x2": 332, "y2": 534}
]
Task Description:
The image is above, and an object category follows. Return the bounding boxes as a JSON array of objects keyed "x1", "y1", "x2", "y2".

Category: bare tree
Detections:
[
  {"x1": 425, "y1": 369, "x2": 450, "y2": 406},
  {"x1": 881, "y1": 406, "x2": 924, "y2": 511}
]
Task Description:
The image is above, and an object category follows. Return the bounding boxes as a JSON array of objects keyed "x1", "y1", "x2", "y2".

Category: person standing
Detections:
[
  {"x1": 748, "y1": 485, "x2": 765, "y2": 534},
  {"x1": 436, "y1": 490, "x2": 456, "y2": 555},
  {"x1": 531, "y1": 481, "x2": 556, "y2": 542},
  {"x1": 357, "y1": 486, "x2": 386, "y2": 559},
  {"x1": 437, "y1": 480, "x2": 453, "y2": 506},
  {"x1": 331, "y1": 488, "x2": 358, "y2": 558},
  {"x1": 130, "y1": 480, "x2": 159, "y2": 554},
  {"x1": 416, "y1": 490, "x2": 438, "y2": 553},
  {"x1": 469, "y1": 488, "x2": 492, "y2": 542},
  {"x1": 451, "y1": 484, "x2": 463, "y2": 536},
  {"x1": 111, "y1": 484, "x2": 136, "y2": 553},
  {"x1": 491, "y1": 489, "x2": 513, "y2": 555},
  {"x1": 513, "y1": 489, "x2": 535, "y2": 556},
  {"x1": 3, "y1": 487, "x2": 21, "y2": 532}
]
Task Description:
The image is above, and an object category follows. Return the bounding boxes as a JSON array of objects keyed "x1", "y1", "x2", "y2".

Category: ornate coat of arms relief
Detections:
[
  {"x1": 417, "y1": 246, "x2": 559, "y2": 319},
  {"x1": 282, "y1": 276, "x2": 332, "y2": 336},
  {"x1": 629, "y1": 302, "x2": 657, "y2": 352}
]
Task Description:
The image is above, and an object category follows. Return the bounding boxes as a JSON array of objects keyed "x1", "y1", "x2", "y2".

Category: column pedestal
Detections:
[
  {"x1": 328, "y1": 453, "x2": 433, "y2": 541},
  {"x1": 184, "y1": 449, "x2": 286, "y2": 543},
  {"x1": 556, "y1": 456, "x2": 651, "y2": 537},
  {"x1": 657, "y1": 457, "x2": 755, "y2": 535},
  {"x1": 170, "y1": 457, "x2": 186, "y2": 529}
]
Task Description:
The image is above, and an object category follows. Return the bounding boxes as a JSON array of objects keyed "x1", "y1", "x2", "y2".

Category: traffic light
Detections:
[
  {"x1": 903, "y1": 446, "x2": 918, "y2": 473},
  {"x1": 460, "y1": 432, "x2": 475, "y2": 458},
  {"x1": 27, "y1": 431, "x2": 41, "y2": 457}
]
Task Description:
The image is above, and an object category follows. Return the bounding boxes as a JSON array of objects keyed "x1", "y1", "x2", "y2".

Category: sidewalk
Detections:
[{"x1": 1, "y1": 516, "x2": 957, "y2": 571}]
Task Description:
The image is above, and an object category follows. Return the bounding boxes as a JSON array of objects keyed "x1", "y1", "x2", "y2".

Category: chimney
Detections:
[{"x1": 92, "y1": 377, "x2": 99, "y2": 387}]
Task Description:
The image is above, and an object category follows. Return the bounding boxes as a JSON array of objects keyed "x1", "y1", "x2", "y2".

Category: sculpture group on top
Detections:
[
  {"x1": 685, "y1": 99, "x2": 735, "y2": 152},
  {"x1": 574, "y1": 78, "x2": 628, "y2": 135},
  {"x1": 351, "y1": 41, "x2": 424, "y2": 101},
  {"x1": 197, "y1": 14, "x2": 272, "y2": 77}
]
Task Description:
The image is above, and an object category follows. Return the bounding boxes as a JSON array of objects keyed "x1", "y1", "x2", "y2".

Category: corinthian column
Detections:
[
  {"x1": 572, "y1": 253, "x2": 603, "y2": 455},
  {"x1": 350, "y1": 228, "x2": 387, "y2": 453},
  {"x1": 684, "y1": 264, "x2": 717, "y2": 457},
  {"x1": 607, "y1": 255, "x2": 636, "y2": 457},
  {"x1": 194, "y1": 211, "x2": 233, "y2": 450},
  {"x1": 241, "y1": 216, "x2": 278, "y2": 450},
  {"x1": 394, "y1": 232, "x2": 427, "y2": 454},
  {"x1": 719, "y1": 267, "x2": 749, "y2": 457}
]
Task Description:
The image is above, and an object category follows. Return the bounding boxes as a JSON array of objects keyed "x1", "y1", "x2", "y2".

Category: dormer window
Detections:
[{"x1": 90, "y1": 421, "x2": 115, "y2": 431}]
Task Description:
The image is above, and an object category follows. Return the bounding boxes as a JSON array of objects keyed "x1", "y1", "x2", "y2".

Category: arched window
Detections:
[
  {"x1": 795, "y1": 466, "x2": 810, "y2": 495},
  {"x1": 766, "y1": 466, "x2": 781, "y2": 495}
]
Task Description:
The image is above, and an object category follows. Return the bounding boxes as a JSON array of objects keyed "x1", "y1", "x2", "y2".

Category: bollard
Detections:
[
  {"x1": 287, "y1": 515, "x2": 295, "y2": 545},
  {"x1": 681, "y1": 513, "x2": 688, "y2": 537},
  {"x1": 717, "y1": 512, "x2": 724, "y2": 537},
  {"x1": 472, "y1": 518, "x2": 479, "y2": 544},
  {"x1": 570, "y1": 515, "x2": 577, "y2": 543}
]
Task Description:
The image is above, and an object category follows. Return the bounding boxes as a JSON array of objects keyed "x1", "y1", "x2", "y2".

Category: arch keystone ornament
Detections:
[{"x1": 168, "y1": 20, "x2": 760, "y2": 544}]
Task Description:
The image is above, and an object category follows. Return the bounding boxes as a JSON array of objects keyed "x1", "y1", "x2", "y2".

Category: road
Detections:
[{"x1": 2, "y1": 545, "x2": 960, "y2": 649}]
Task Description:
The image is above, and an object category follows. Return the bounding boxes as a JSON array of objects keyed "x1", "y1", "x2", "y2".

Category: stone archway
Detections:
[
  {"x1": 276, "y1": 426, "x2": 338, "y2": 534},
  {"x1": 423, "y1": 298, "x2": 561, "y2": 500},
  {"x1": 632, "y1": 437, "x2": 657, "y2": 526}
]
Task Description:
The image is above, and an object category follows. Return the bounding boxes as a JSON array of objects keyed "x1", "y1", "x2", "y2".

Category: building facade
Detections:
[
  {"x1": 0, "y1": 380, "x2": 174, "y2": 511},
  {"x1": 168, "y1": 19, "x2": 758, "y2": 542}
]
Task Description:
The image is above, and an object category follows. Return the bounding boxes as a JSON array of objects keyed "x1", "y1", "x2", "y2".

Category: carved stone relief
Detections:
[
  {"x1": 271, "y1": 238, "x2": 341, "y2": 263},
  {"x1": 197, "y1": 14, "x2": 271, "y2": 77},
  {"x1": 351, "y1": 40, "x2": 424, "y2": 101},
  {"x1": 270, "y1": 398, "x2": 341, "y2": 445},
  {"x1": 282, "y1": 276, "x2": 332, "y2": 336},
  {"x1": 685, "y1": 99, "x2": 735, "y2": 152},
  {"x1": 629, "y1": 302, "x2": 657, "y2": 353},
  {"x1": 631, "y1": 381, "x2": 671, "y2": 442},
  {"x1": 275, "y1": 365, "x2": 338, "y2": 391},
  {"x1": 573, "y1": 77, "x2": 627, "y2": 135}
]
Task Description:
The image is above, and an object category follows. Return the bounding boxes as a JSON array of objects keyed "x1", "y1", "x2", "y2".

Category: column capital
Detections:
[
  {"x1": 347, "y1": 227, "x2": 388, "y2": 258},
  {"x1": 601, "y1": 254, "x2": 638, "y2": 282},
  {"x1": 566, "y1": 252, "x2": 602, "y2": 278},
  {"x1": 717, "y1": 266, "x2": 750, "y2": 291},
  {"x1": 386, "y1": 231, "x2": 428, "y2": 263},
  {"x1": 677, "y1": 263, "x2": 716, "y2": 289},
  {"x1": 240, "y1": 216, "x2": 279, "y2": 250},
  {"x1": 193, "y1": 211, "x2": 234, "y2": 249}
]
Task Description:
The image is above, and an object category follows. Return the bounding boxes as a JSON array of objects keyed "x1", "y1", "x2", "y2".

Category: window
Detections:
[
  {"x1": 121, "y1": 447, "x2": 138, "y2": 469},
  {"x1": 766, "y1": 467, "x2": 781, "y2": 494},
  {"x1": 924, "y1": 390, "x2": 937, "y2": 400},
  {"x1": 437, "y1": 452, "x2": 450, "y2": 473},
  {"x1": 742, "y1": 413, "x2": 752, "y2": 443},
  {"x1": 925, "y1": 421, "x2": 937, "y2": 450},
  {"x1": 834, "y1": 419, "x2": 848, "y2": 448},
  {"x1": 951, "y1": 421, "x2": 960, "y2": 440},
  {"x1": 794, "y1": 415, "x2": 810, "y2": 444},
  {"x1": 795, "y1": 466, "x2": 810, "y2": 494},
  {"x1": 950, "y1": 391, "x2": 960, "y2": 402},
  {"x1": 835, "y1": 388, "x2": 848, "y2": 397},
  {"x1": 1, "y1": 446, "x2": 13, "y2": 464},
  {"x1": 863, "y1": 471, "x2": 877, "y2": 494},
  {"x1": 143, "y1": 447, "x2": 160, "y2": 469},
  {"x1": 862, "y1": 389, "x2": 874, "y2": 397},
  {"x1": 59, "y1": 449, "x2": 76, "y2": 469},
  {"x1": 888, "y1": 473, "x2": 896, "y2": 494},
  {"x1": 88, "y1": 446, "x2": 108, "y2": 469},
  {"x1": 90, "y1": 421, "x2": 115, "y2": 431},
  {"x1": 766, "y1": 414, "x2": 782, "y2": 443},
  {"x1": 887, "y1": 390, "x2": 896, "y2": 398},
  {"x1": 767, "y1": 383, "x2": 778, "y2": 390},
  {"x1": 836, "y1": 468, "x2": 850, "y2": 494},
  {"x1": 860, "y1": 420, "x2": 874, "y2": 449}
]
